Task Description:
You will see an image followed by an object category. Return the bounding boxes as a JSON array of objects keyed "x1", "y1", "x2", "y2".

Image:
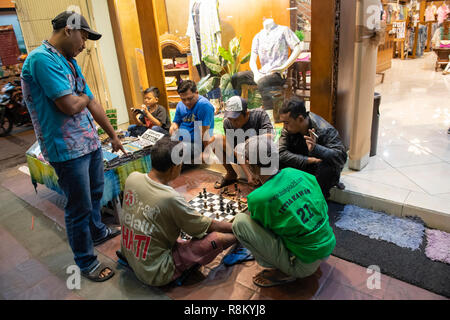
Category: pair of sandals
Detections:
[
  {"x1": 81, "y1": 227, "x2": 121, "y2": 282},
  {"x1": 214, "y1": 176, "x2": 261, "y2": 189}
]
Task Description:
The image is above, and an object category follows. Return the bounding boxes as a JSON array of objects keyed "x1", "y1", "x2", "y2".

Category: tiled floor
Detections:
[
  {"x1": 332, "y1": 52, "x2": 450, "y2": 231},
  {"x1": 0, "y1": 165, "x2": 447, "y2": 300}
]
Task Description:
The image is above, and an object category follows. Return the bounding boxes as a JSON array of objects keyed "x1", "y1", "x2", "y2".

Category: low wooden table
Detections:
[{"x1": 432, "y1": 47, "x2": 450, "y2": 71}]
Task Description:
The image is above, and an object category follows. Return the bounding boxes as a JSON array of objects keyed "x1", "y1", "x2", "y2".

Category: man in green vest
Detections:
[{"x1": 232, "y1": 135, "x2": 336, "y2": 287}]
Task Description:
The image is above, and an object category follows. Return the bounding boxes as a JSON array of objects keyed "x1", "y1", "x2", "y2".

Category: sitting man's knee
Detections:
[{"x1": 232, "y1": 213, "x2": 252, "y2": 234}]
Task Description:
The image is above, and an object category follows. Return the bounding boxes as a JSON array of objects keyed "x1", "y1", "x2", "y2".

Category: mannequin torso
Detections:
[{"x1": 250, "y1": 19, "x2": 302, "y2": 83}]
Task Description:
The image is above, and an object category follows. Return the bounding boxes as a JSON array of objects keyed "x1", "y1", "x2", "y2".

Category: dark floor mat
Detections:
[{"x1": 327, "y1": 201, "x2": 450, "y2": 298}]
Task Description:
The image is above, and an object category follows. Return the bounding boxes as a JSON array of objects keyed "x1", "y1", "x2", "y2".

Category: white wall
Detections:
[{"x1": 90, "y1": 0, "x2": 129, "y2": 125}]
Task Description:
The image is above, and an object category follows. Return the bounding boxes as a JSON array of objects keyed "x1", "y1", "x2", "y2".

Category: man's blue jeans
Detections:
[{"x1": 50, "y1": 148, "x2": 107, "y2": 272}]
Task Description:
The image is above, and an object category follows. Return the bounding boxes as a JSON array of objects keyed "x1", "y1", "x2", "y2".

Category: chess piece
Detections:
[
  {"x1": 203, "y1": 201, "x2": 207, "y2": 209},
  {"x1": 210, "y1": 204, "x2": 214, "y2": 212},
  {"x1": 199, "y1": 192, "x2": 203, "y2": 199},
  {"x1": 238, "y1": 199, "x2": 242, "y2": 210},
  {"x1": 235, "y1": 183, "x2": 238, "y2": 192},
  {"x1": 203, "y1": 188, "x2": 207, "y2": 195},
  {"x1": 226, "y1": 205, "x2": 230, "y2": 213},
  {"x1": 232, "y1": 206, "x2": 236, "y2": 215},
  {"x1": 215, "y1": 213, "x2": 219, "y2": 219}
]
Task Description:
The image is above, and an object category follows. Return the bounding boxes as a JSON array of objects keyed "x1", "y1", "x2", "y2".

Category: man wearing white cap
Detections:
[{"x1": 212, "y1": 96, "x2": 274, "y2": 189}]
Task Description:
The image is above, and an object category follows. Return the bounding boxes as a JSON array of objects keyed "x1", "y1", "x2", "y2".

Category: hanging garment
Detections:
[
  {"x1": 186, "y1": 0, "x2": 222, "y2": 66},
  {"x1": 416, "y1": 25, "x2": 427, "y2": 57},
  {"x1": 425, "y1": 5, "x2": 437, "y2": 22},
  {"x1": 437, "y1": 4, "x2": 449, "y2": 24}
]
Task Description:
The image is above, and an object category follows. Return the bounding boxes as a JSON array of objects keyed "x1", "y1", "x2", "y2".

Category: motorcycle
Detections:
[{"x1": 0, "y1": 79, "x2": 31, "y2": 137}]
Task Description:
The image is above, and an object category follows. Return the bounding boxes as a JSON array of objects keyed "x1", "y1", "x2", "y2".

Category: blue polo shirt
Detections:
[
  {"x1": 21, "y1": 40, "x2": 100, "y2": 163},
  {"x1": 172, "y1": 95, "x2": 214, "y2": 143}
]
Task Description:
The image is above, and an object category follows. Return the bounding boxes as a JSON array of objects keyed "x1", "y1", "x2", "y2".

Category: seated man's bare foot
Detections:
[{"x1": 252, "y1": 269, "x2": 296, "y2": 287}]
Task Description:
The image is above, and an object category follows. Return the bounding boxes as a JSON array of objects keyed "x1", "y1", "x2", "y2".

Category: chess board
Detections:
[{"x1": 188, "y1": 192, "x2": 247, "y2": 222}]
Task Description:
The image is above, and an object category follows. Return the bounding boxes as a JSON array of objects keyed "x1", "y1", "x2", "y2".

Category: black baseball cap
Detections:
[{"x1": 52, "y1": 11, "x2": 102, "y2": 41}]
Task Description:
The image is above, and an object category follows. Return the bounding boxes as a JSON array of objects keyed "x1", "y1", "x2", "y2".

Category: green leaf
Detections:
[
  {"x1": 240, "y1": 52, "x2": 251, "y2": 65},
  {"x1": 202, "y1": 55, "x2": 223, "y2": 74},
  {"x1": 219, "y1": 74, "x2": 232, "y2": 93},
  {"x1": 229, "y1": 36, "x2": 241, "y2": 59},
  {"x1": 198, "y1": 76, "x2": 218, "y2": 96},
  {"x1": 295, "y1": 30, "x2": 305, "y2": 41},
  {"x1": 197, "y1": 74, "x2": 211, "y2": 88},
  {"x1": 218, "y1": 47, "x2": 233, "y2": 63}
]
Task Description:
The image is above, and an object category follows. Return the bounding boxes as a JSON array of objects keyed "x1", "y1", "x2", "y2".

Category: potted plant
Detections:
[{"x1": 198, "y1": 36, "x2": 251, "y2": 102}]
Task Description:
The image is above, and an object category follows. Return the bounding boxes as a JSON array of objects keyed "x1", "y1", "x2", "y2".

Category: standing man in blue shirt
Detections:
[
  {"x1": 169, "y1": 80, "x2": 215, "y2": 164},
  {"x1": 21, "y1": 11, "x2": 126, "y2": 282}
]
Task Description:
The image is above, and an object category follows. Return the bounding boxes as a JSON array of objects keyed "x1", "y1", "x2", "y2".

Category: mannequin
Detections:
[{"x1": 231, "y1": 18, "x2": 302, "y2": 110}]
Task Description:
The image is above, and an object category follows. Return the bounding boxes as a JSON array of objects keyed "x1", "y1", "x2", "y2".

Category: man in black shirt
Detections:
[
  {"x1": 278, "y1": 98, "x2": 347, "y2": 198},
  {"x1": 210, "y1": 96, "x2": 274, "y2": 188}
]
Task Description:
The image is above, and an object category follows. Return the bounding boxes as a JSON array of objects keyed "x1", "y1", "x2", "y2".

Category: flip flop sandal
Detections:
[
  {"x1": 214, "y1": 176, "x2": 237, "y2": 189},
  {"x1": 81, "y1": 262, "x2": 115, "y2": 282},
  {"x1": 93, "y1": 227, "x2": 121, "y2": 247},
  {"x1": 115, "y1": 250, "x2": 131, "y2": 269},
  {"x1": 173, "y1": 263, "x2": 201, "y2": 286},
  {"x1": 252, "y1": 269, "x2": 296, "y2": 288},
  {"x1": 223, "y1": 244, "x2": 255, "y2": 266}
]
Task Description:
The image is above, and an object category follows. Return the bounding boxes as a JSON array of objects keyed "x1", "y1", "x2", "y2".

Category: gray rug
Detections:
[{"x1": 328, "y1": 201, "x2": 450, "y2": 298}]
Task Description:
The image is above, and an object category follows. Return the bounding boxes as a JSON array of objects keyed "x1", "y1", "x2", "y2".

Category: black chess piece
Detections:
[
  {"x1": 226, "y1": 205, "x2": 230, "y2": 213},
  {"x1": 203, "y1": 201, "x2": 207, "y2": 209},
  {"x1": 199, "y1": 192, "x2": 203, "y2": 199},
  {"x1": 215, "y1": 213, "x2": 219, "y2": 219},
  {"x1": 235, "y1": 183, "x2": 238, "y2": 192},
  {"x1": 203, "y1": 188, "x2": 207, "y2": 195},
  {"x1": 238, "y1": 199, "x2": 242, "y2": 210},
  {"x1": 210, "y1": 204, "x2": 214, "y2": 212},
  {"x1": 232, "y1": 207, "x2": 236, "y2": 215}
]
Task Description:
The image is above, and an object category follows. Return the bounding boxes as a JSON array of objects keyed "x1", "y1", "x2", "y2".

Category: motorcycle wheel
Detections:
[{"x1": 0, "y1": 113, "x2": 13, "y2": 137}]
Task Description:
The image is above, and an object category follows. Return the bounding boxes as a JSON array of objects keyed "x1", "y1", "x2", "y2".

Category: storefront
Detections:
[
  {"x1": 15, "y1": 0, "x2": 387, "y2": 183},
  {"x1": 107, "y1": 0, "x2": 380, "y2": 171}
]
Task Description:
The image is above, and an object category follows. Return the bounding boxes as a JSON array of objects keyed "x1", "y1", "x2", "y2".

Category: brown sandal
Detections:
[
  {"x1": 214, "y1": 176, "x2": 237, "y2": 189},
  {"x1": 81, "y1": 262, "x2": 115, "y2": 282},
  {"x1": 252, "y1": 269, "x2": 296, "y2": 287}
]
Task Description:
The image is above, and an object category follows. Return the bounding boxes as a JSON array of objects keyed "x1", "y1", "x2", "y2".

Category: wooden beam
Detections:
[
  {"x1": 134, "y1": 0, "x2": 169, "y2": 113},
  {"x1": 310, "y1": 0, "x2": 336, "y2": 124},
  {"x1": 0, "y1": 0, "x2": 14, "y2": 9},
  {"x1": 107, "y1": 0, "x2": 136, "y2": 124}
]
